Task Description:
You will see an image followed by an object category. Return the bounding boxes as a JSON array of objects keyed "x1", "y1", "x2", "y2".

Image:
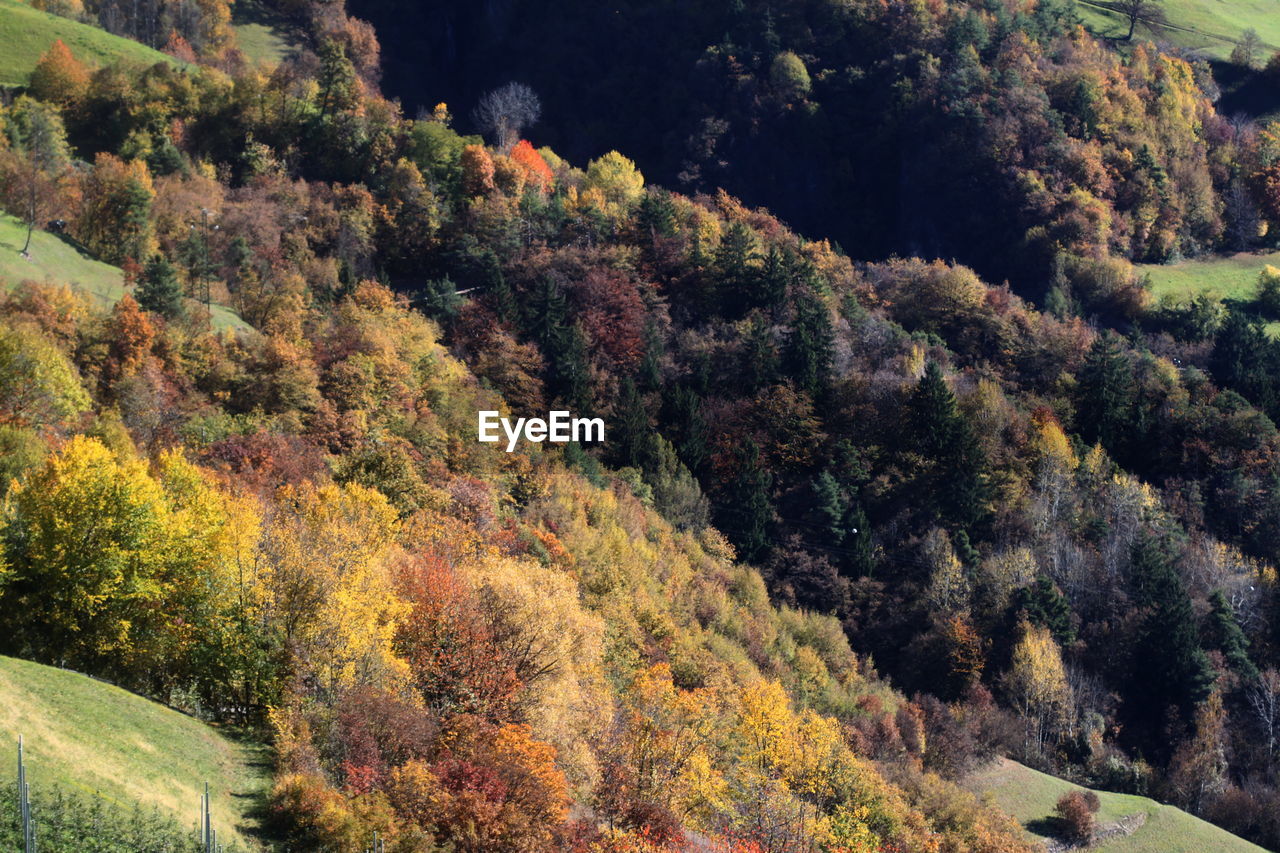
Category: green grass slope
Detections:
[
  {"x1": 967, "y1": 757, "x2": 1266, "y2": 853},
  {"x1": 0, "y1": 0, "x2": 177, "y2": 86},
  {"x1": 1075, "y1": 0, "x2": 1280, "y2": 62},
  {"x1": 231, "y1": 0, "x2": 299, "y2": 67},
  {"x1": 0, "y1": 213, "x2": 251, "y2": 332},
  {"x1": 0, "y1": 655, "x2": 269, "y2": 848},
  {"x1": 1141, "y1": 249, "x2": 1280, "y2": 303}
]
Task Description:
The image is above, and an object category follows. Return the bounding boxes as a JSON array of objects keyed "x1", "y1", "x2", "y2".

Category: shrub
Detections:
[{"x1": 1054, "y1": 789, "x2": 1098, "y2": 843}]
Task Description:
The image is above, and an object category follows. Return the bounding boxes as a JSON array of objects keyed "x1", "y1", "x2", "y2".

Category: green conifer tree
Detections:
[
  {"x1": 1206, "y1": 589, "x2": 1259, "y2": 681},
  {"x1": 909, "y1": 361, "x2": 990, "y2": 529},
  {"x1": 1129, "y1": 533, "x2": 1215, "y2": 739},
  {"x1": 784, "y1": 288, "x2": 834, "y2": 397},
  {"x1": 721, "y1": 440, "x2": 773, "y2": 562},
  {"x1": 136, "y1": 254, "x2": 184, "y2": 319}
]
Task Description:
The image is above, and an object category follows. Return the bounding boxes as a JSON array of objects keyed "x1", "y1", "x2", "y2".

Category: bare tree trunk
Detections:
[{"x1": 21, "y1": 164, "x2": 36, "y2": 256}]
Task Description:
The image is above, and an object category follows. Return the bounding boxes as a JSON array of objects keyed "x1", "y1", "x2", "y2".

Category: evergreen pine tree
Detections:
[
  {"x1": 485, "y1": 255, "x2": 518, "y2": 326},
  {"x1": 1129, "y1": 533, "x2": 1215, "y2": 742},
  {"x1": 315, "y1": 39, "x2": 358, "y2": 120},
  {"x1": 784, "y1": 288, "x2": 834, "y2": 398},
  {"x1": 638, "y1": 321, "x2": 664, "y2": 391},
  {"x1": 845, "y1": 501, "x2": 874, "y2": 578},
  {"x1": 741, "y1": 313, "x2": 780, "y2": 393},
  {"x1": 1078, "y1": 332, "x2": 1135, "y2": 453},
  {"x1": 1211, "y1": 310, "x2": 1277, "y2": 416},
  {"x1": 528, "y1": 277, "x2": 592, "y2": 412},
  {"x1": 908, "y1": 361, "x2": 991, "y2": 529},
  {"x1": 1012, "y1": 577, "x2": 1076, "y2": 645},
  {"x1": 665, "y1": 385, "x2": 709, "y2": 475},
  {"x1": 911, "y1": 361, "x2": 960, "y2": 458},
  {"x1": 613, "y1": 378, "x2": 653, "y2": 470},
  {"x1": 1206, "y1": 589, "x2": 1259, "y2": 681},
  {"x1": 807, "y1": 471, "x2": 850, "y2": 547},
  {"x1": 757, "y1": 247, "x2": 790, "y2": 313},
  {"x1": 720, "y1": 440, "x2": 773, "y2": 562},
  {"x1": 637, "y1": 189, "x2": 677, "y2": 239},
  {"x1": 136, "y1": 254, "x2": 184, "y2": 319},
  {"x1": 716, "y1": 221, "x2": 758, "y2": 316},
  {"x1": 557, "y1": 320, "x2": 593, "y2": 414}
]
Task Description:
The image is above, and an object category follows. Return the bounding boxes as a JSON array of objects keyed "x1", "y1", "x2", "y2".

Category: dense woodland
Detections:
[{"x1": 3, "y1": 0, "x2": 1280, "y2": 850}]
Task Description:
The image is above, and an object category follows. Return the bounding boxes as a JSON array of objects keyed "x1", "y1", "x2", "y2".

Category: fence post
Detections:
[
  {"x1": 18, "y1": 735, "x2": 35, "y2": 853},
  {"x1": 202, "y1": 782, "x2": 211, "y2": 853}
]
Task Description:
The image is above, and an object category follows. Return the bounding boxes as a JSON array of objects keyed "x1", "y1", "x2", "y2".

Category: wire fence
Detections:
[{"x1": 11, "y1": 735, "x2": 235, "y2": 853}]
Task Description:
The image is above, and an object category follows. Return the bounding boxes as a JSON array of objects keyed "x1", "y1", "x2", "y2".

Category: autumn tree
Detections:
[
  {"x1": 460, "y1": 144, "x2": 496, "y2": 197},
  {"x1": 1054, "y1": 790, "x2": 1098, "y2": 843},
  {"x1": 1004, "y1": 622, "x2": 1071, "y2": 757},
  {"x1": 583, "y1": 151, "x2": 644, "y2": 221},
  {"x1": 28, "y1": 40, "x2": 89, "y2": 107},
  {"x1": 510, "y1": 139, "x2": 553, "y2": 192},
  {"x1": 258, "y1": 482, "x2": 408, "y2": 695},
  {"x1": 770, "y1": 51, "x2": 811, "y2": 101},
  {"x1": 0, "y1": 322, "x2": 89, "y2": 427},
  {"x1": 1167, "y1": 691, "x2": 1229, "y2": 812},
  {"x1": 74, "y1": 153, "x2": 155, "y2": 265},
  {"x1": 0, "y1": 437, "x2": 170, "y2": 674},
  {"x1": 4, "y1": 97, "x2": 70, "y2": 256}
]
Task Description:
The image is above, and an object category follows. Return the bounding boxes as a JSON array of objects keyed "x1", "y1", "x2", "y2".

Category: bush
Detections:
[
  {"x1": 1054, "y1": 789, "x2": 1098, "y2": 844},
  {"x1": 1256, "y1": 265, "x2": 1280, "y2": 319}
]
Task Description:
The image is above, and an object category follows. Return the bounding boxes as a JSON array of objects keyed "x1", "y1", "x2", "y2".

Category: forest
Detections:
[{"x1": 2, "y1": 0, "x2": 1280, "y2": 850}]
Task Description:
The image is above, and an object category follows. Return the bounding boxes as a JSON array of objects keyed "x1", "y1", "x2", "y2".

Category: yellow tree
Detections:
[
  {"x1": 0, "y1": 321, "x2": 90, "y2": 428},
  {"x1": 73, "y1": 153, "x2": 156, "y2": 264},
  {"x1": 1167, "y1": 691, "x2": 1229, "y2": 812},
  {"x1": 582, "y1": 151, "x2": 644, "y2": 223},
  {"x1": 153, "y1": 450, "x2": 272, "y2": 712},
  {"x1": 259, "y1": 482, "x2": 409, "y2": 695},
  {"x1": 924, "y1": 527, "x2": 970, "y2": 615},
  {"x1": 0, "y1": 436, "x2": 168, "y2": 673},
  {"x1": 1004, "y1": 622, "x2": 1072, "y2": 757}
]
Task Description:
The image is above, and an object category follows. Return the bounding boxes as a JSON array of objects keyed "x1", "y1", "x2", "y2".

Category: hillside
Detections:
[
  {"x1": 0, "y1": 214, "x2": 250, "y2": 333},
  {"x1": 1142, "y1": 251, "x2": 1280, "y2": 304},
  {"x1": 0, "y1": 0, "x2": 175, "y2": 86},
  {"x1": 229, "y1": 0, "x2": 299, "y2": 67},
  {"x1": 0, "y1": 655, "x2": 269, "y2": 848},
  {"x1": 1075, "y1": 0, "x2": 1280, "y2": 62},
  {"x1": 967, "y1": 758, "x2": 1267, "y2": 853},
  {"x1": 5, "y1": 0, "x2": 1280, "y2": 850}
]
